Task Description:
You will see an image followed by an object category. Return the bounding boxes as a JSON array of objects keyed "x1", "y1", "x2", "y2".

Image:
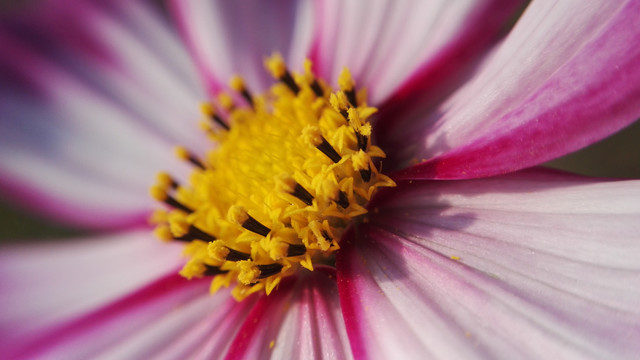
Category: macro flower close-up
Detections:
[{"x1": 1, "y1": 0, "x2": 639, "y2": 359}]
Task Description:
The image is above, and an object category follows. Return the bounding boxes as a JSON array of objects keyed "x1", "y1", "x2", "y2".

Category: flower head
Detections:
[
  {"x1": 1, "y1": 0, "x2": 639, "y2": 359},
  {"x1": 151, "y1": 54, "x2": 395, "y2": 300}
]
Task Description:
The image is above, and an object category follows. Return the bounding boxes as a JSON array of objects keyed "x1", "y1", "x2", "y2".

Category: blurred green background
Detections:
[{"x1": 1, "y1": 120, "x2": 639, "y2": 242}]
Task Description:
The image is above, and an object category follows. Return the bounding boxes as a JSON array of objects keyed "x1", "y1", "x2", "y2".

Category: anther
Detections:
[
  {"x1": 209, "y1": 240, "x2": 251, "y2": 261},
  {"x1": 303, "y1": 59, "x2": 324, "y2": 97},
  {"x1": 175, "y1": 146, "x2": 205, "y2": 169},
  {"x1": 329, "y1": 92, "x2": 350, "y2": 120},
  {"x1": 345, "y1": 89, "x2": 357, "y2": 107},
  {"x1": 281, "y1": 71, "x2": 300, "y2": 94},
  {"x1": 360, "y1": 168, "x2": 372, "y2": 182},
  {"x1": 173, "y1": 234, "x2": 195, "y2": 242},
  {"x1": 156, "y1": 172, "x2": 178, "y2": 189},
  {"x1": 292, "y1": 183, "x2": 314, "y2": 206},
  {"x1": 278, "y1": 177, "x2": 314, "y2": 206},
  {"x1": 218, "y1": 93, "x2": 235, "y2": 111},
  {"x1": 243, "y1": 216, "x2": 271, "y2": 237},
  {"x1": 338, "y1": 68, "x2": 357, "y2": 106},
  {"x1": 228, "y1": 249, "x2": 252, "y2": 261},
  {"x1": 187, "y1": 225, "x2": 217, "y2": 243},
  {"x1": 336, "y1": 191, "x2": 350, "y2": 209},
  {"x1": 257, "y1": 263, "x2": 284, "y2": 279},
  {"x1": 347, "y1": 108, "x2": 368, "y2": 151},
  {"x1": 286, "y1": 244, "x2": 307, "y2": 257},
  {"x1": 230, "y1": 76, "x2": 254, "y2": 108},
  {"x1": 310, "y1": 80, "x2": 324, "y2": 97},
  {"x1": 356, "y1": 132, "x2": 368, "y2": 151},
  {"x1": 228, "y1": 206, "x2": 271, "y2": 237},
  {"x1": 203, "y1": 265, "x2": 228, "y2": 277},
  {"x1": 352, "y1": 150, "x2": 372, "y2": 182},
  {"x1": 155, "y1": 224, "x2": 195, "y2": 242},
  {"x1": 302, "y1": 126, "x2": 342, "y2": 163},
  {"x1": 265, "y1": 53, "x2": 300, "y2": 94},
  {"x1": 201, "y1": 102, "x2": 229, "y2": 130},
  {"x1": 317, "y1": 138, "x2": 342, "y2": 163},
  {"x1": 150, "y1": 186, "x2": 193, "y2": 213}
]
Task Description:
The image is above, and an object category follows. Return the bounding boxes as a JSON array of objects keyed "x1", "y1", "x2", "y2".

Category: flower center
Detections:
[{"x1": 150, "y1": 54, "x2": 395, "y2": 301}]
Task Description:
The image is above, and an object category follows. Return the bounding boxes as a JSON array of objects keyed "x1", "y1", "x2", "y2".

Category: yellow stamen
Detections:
[
  {"x1": 338, "y1": 67, "x2": 355, "y2": 92},
  {"x1": 217, "y1": 92, "x2": 234, "y2": 111},
  {"x1": 149, "y1": 185, "x2": 168, "y2": 201},
  {"x1": 174, "y1": 146, "x2": 190, "y2": 161},
  {"x1": 352, "y1": 150, "x2": 371, "y2": 172},
  {"x1": 329, "y1": 91, "x2": 350, "y2": 114},
  {"x1": 264, "y1": 53, "x2": 287, "y2": 79},
  {"x1": 153, "y1": 224, "x2": 173, "y2": 242},
  {"x1": 155, "y1": 172, "x2": 175, "y2": 190},
  {"x1": 208, "y1": 240, "x2": 230, "y2": 262},
  {"x1": 229, "y1": 75, "x2": 246, "y2": 93},
  {"x1": 228, "y1": 205, "x2": 250, "y2": 225},
  {"x1": 168, "y1": 211, "x2": 190, "y2": 238},
  {"x1": 200, "y1": 102, "x2": 215, "y2": 117},
  {"x1": 237, "y1": 260, "x2": 260, "y2": 285}
]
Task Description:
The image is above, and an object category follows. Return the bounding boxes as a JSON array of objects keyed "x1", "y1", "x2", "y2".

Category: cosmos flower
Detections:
[{"x1": 1, "y1": 0, "x2": 639, "y2": 359}]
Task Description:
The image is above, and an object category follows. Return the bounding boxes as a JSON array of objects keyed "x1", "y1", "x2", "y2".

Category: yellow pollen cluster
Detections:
[{"x1": 151, "y1": 54, "x2": 395, "y2": 301}]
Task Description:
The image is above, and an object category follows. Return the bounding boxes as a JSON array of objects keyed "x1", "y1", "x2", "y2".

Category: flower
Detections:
[{"x1": 1, "y1": 0, "x2": 639, "y2": 359}]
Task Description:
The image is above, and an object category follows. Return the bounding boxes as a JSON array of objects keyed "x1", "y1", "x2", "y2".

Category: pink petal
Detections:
[
  {"x1": 226, "y1": 268, "x2": 353, "y2": 360},
  {"x1": 391, "y1": 0, "x2": 640, "y2": 179},
  {"x1": 0, "y1": 1, "x2": 207, "y2": 226},
  {"x1": 0, "y1": 229, "x2": 185, "y2": 354},
  {"x1": 169, "y1": 0, "x2": 314, "y2": 95},
  {"x1": 338, "y1": 169, "x2": 640, "y2": 359},
  {"x1": 312, "y1": 0, "x2": 526, "y2": 105}
]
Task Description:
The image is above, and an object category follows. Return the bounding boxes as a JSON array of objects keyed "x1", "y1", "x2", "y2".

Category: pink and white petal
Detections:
[
  {"x1": 312, "y1": 0, "x2": 526, "y2": 105},
  {"x1": 226, "y1": 269, "x2": 353, "y2": 360},
  {"x1": 157, "y1": 293, "x2": 257, "y2": 360},
  {"x1": 48, "y1": 285, "x2": 256, "y2": 360},
  {"x1": 0, "y1": 81, "x2": 191, "y2": 227},
  {"x1": 3, "y1": 274, "x2": 249, "y2": 359},
  {"x1": 72, "y1": 1, "x2": 209, "y2": 149},
  {"x1": 338, "y1": 169, "x2": 640, "y2": 359},
  {"x1": 0, "y1": 2, "x2": 206, "y2": 226},
  {"x1": 0, "y1": 228, "x2": 185, "y2": 353},
  {"x1": 169, "y1": 0, "x2": 314, "y2": 95},
  {"x1": 2, "y1": 0, "x2": 208, "y2": 151},
  {"x1": 391, "y1": 0, "x2": 640, "y2": 178}
]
